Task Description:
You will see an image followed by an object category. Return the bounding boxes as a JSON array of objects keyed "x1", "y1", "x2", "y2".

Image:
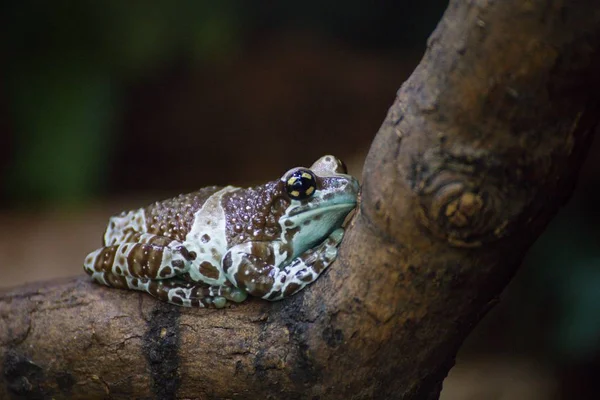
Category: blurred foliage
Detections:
[
  {"x1": 2, "y1": 0, "x2": 244, "y2": 205},
  {"x1": 1, "y1": 0, "x2": 445, "y2": 206}
]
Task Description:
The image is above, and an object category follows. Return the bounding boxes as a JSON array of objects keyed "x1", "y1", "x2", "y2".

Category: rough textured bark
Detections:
[{"x1": 2, "y1": 1, "x2": 600, "y2": 399}]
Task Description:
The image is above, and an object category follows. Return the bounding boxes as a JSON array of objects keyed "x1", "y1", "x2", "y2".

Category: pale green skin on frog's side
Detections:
[{"x1": 83, "y1": 155, "x2": 359, "y2": 308}]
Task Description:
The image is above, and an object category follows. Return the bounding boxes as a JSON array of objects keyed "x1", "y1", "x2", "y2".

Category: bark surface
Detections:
[{"x1": 2, "y1": 1, "x2": 600, "y2": 399}]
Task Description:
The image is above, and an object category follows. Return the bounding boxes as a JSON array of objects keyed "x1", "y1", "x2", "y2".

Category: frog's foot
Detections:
[
  {"x1": 145, "y1": 279, "x2": 248, "y2": 308},
  {"x1": 83, "y1": 235, "x2": 195, "y2": 281},
  {"x1": 87, "y1": 271, "x2": 247, "y2": 308},
  {"x1": 224, "y1": 228, "x2": 344, "y2": 301}
]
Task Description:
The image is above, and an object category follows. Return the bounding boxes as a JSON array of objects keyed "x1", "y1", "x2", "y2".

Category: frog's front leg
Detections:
[
  {"x1": 83, "y1": 234, "x2": 194, "y2": 281},
  {"x1": 223, "y1": 228, "x2": 344, "y2": 301}
]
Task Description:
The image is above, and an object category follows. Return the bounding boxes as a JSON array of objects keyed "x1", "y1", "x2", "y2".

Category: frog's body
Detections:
[{"x1": 83, "y1": 155, "x2": 359, "y2": 308}]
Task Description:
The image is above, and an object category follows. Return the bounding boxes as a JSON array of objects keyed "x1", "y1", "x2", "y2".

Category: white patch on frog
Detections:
[
  {"x1": 184, "y1": 186, "x2": 238, "y2": 286},
  {"x1": 104, "y1": 209, "x2": 147, "y2": 245},
  {"x1": 167, "y1": 286, "x2": 193, "y2": 307}
]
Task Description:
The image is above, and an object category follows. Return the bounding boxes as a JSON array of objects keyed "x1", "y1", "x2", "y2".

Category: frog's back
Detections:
[{"x1": 104, "y1": 186, "x2": 224, "y2": 245}]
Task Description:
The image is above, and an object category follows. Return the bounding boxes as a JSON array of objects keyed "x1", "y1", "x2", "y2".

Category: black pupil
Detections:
[{"x1": 287, "y1": 170, "x2": 316, "y2": 200}]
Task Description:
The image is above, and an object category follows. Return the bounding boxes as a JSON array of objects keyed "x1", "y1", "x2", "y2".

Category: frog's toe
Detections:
[
  {"x1": 328, "y1": 228, "x2": 345, "y2": 244},
  {"x1": 212, "y1": 296, "x2": 227, "y2": 309},
  {"x1": 227, "y1": 289, "x2": 248, "y2": 303},
  {"x1": 325, "y1": 245, "x2": 338, "y2": 260}
]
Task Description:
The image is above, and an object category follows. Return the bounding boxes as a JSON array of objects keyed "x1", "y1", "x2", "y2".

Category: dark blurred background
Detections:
[{"x1": 1, "y1": 1, "x2": 599, "y2": 398}]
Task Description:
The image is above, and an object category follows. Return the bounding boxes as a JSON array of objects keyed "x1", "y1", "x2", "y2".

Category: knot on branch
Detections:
[{"x1": 410, "y1": 148, "x2": 529, "y2": 248}]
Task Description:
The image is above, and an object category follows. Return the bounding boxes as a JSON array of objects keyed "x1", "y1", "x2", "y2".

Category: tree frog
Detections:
[{"x1": 83, "y1": 155, "x2": 359, "y2": 308}]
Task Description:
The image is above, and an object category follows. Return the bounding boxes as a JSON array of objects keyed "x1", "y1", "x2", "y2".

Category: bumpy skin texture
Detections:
[{"x1": 84, "y1": 155, "x2": 359, "y2": 308}]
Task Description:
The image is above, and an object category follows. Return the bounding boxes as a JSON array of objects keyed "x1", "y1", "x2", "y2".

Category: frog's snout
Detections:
[
  {"x1": 347, "y1": 177, "x2": 360, "y2": 197},
  {"x1": 333, "y1": 175, "x2": 360, "y2": 204}
]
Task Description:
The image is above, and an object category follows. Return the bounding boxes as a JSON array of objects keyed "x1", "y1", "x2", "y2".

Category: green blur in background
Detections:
[{"x1": 2, "y1": 0, "x2": 441, "y2": 205}]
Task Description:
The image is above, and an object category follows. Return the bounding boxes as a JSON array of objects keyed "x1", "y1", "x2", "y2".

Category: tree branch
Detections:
[{"x1": 2, "y1": 1, "x2": 600, "y2": 399}]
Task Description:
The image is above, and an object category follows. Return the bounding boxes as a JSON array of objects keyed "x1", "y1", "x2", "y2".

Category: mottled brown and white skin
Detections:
[{"x1": 83, "y1": 155, "x2": 359, "y2": 308}]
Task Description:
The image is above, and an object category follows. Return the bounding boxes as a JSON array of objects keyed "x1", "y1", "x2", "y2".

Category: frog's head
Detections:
[{"x1": 279, "y1": 155, "x2": 359, "y2": 258}]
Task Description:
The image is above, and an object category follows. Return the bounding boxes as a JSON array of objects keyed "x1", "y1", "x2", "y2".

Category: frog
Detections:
[{"x1": 83, "y1": 155, "x2": 359, "y2": 308}]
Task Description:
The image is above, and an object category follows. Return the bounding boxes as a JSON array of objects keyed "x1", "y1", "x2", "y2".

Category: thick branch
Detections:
[{"x1": 2, "y1": 1, "x2": 600, "y2": 399}]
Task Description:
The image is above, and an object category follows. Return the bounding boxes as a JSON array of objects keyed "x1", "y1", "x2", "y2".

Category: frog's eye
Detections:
[{"x1": 285, "y1": 169, "x2": 317, "y2": 200}]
